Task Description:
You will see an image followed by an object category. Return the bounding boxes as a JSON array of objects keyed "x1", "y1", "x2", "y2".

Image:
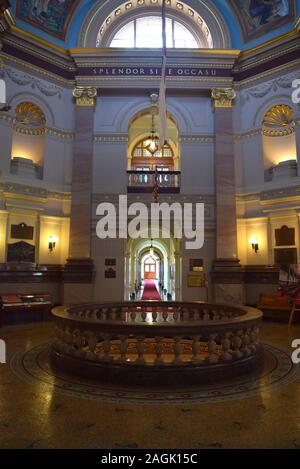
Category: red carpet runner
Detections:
[{"x1": 141, "y1": 280, "x2": 161, "y2": 301}]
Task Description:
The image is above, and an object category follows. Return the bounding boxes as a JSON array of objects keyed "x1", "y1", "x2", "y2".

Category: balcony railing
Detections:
[{"x1": 127, "y1": 170, "x2": 181, "y2": 193}]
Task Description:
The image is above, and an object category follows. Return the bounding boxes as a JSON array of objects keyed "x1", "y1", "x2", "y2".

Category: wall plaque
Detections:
[
  {"x1": 105, "y1": 267, "x2": 116, "y2": 279},
  {"x1": 105, "y1": 259, "x2": 116, "y2": 266},
  {"x1": 275, "y1": 225, "x2": 295, "y2": 246},
  {"x1": 187, "y1": 273, "x2": 206, "y2": 288},
  {"x1": 274, "y1": 248, "x2": 297, "y2": 265},
  {"x1": 11, "y1": 223, "x2": 34, "y2": 241},
  {"x1": 7, "y1": 241, "x2": 35, "y2": 263}
]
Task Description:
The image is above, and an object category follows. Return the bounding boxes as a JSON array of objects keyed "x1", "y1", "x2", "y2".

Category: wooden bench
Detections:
[{"x1": 257, "y1": 292, "x2": 292, "y2": 321}]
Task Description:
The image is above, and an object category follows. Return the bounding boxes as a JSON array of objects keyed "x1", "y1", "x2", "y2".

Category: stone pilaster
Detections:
[
  {"x1": 211, "y1": 88, "x2": 244, "y2": 305},
  {"x1": 64, "y1": 87, "x2": 97, "y2": 303}
]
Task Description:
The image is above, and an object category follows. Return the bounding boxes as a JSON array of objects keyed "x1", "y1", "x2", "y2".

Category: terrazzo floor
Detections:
[{"x1": 1, "y1": 321, "x2": 300, "y2": 449}]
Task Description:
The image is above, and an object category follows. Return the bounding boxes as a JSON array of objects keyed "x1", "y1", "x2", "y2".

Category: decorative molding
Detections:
[
  {"x1": 260, "y1": 186, "x2": 300, "y2": 202},
  {"x1": 45, "y1": 128, "x2": 74, "y2": 140},
  {"x1": 0, "y1": 113, "x2": 13, "y2": 123},
  {"x1": 0, "y1": 182, "x2": 71, "y2": 202},
  {"x1": 180, "y1": 135, "x2": 214, "y2": 143},
  {"x1": 73, "y1": 86, "x2": 97, "y2": 107},
  {"x1": 211, "y1": 88, "x2": 236, "y2": 109},
  {"x1": 236, "y1": 60, "x2": 300, "y2": 89},
  {"x1": 263, "y1": 103, "x2": 294, "y2": 126},
  {"x1": 262, "y1": 126, "x2": 295, "y2": 137},
  {"x1": 241, "y1": 71, "x2": 300, "y2": 102},
  {"x1": 5, "y1": 67, "x2": 63, "y2": 98},
  {"x1": 233, "y1": 129, "x2": 261, "y2": 140},
  {"x1": 0, "y1": 52, "x2": 73, "y2": 87},
  {"x1": 94, "y1": 135, "x2": 128, "y2": 143}
]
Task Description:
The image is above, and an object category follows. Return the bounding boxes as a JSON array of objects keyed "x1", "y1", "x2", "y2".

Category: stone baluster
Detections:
[
  {"x1": 136, "y1": 337, "x2": 146, "y2": 365},
  {"x1": 120, "y1": 308, "x2": 126, "y2": 321},
  {"x1": 86, "y1": 332, "x2": 98, "y2": 360},
  {"x1": 152, "y1": 311, "x2": 158, "y2": 322},
  {"x1": 183, "y1": 308, "x2": 189, "y2": 321},
  {"x1": 173, "y1": 309, "x2": 179, "y2": 321},
  {"x1": 155, "y1": 337, "x2": 164, "y2": 366},
  {"x1": 141, "y1": 308, "x2": 147, "y2": 322},
  {"x1": 162, "y1": 309, "x2": 168, "y2": 322},
  {"x1": 130, "y1": 310, "x2": 137, "y2": 322},
  {"x1": 203, "y1": 309, "x2": 210, "y2": 321},
  {"x1": 207, "y1": 334, "x2": 218, "y2": 364},
  {"x1": 72, "y1": 329, "x2": 84, "y2": 358},
  {"x1": 250, "y1": 326, "x2": 259, "y2": 352},
  {"x1": 102, "y1": 336, "x2": 112, "y2": 363},
  {"x1": 173, "y1": 337, "x2": 183, "y2": 365},
  {"x1": 119, "y1": 336, "x2": 128, "y2": 364},
  {"x1": 241, "y1": 328, "x2": 251, "y2": 357},
  {"x1": 232, "y1": 331, "x2": 243, "y2": 359},
  {"x1": 192, "y1": 336, "x2": 201, "y2": 364},
  {"x1": 221, "y1": 332, "x2": 233, "y2": 361}
]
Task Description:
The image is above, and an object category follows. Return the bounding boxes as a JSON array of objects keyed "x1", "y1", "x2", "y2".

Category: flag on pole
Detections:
[{"x1": 158, "y1": 0, "x2": 168, "y2": 149}]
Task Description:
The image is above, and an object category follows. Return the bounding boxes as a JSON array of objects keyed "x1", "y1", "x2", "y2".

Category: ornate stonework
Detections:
[
  {"x1": 72, "y1": 87, "x2": 97, "y2": 107},
  {"x1": 263, "y1": 104, "x2": 295, "y2": 137},
  {"x1": 5, "y1": 67, "x2": 63, "y2": 98},
  {"x1": 211, "y1": 88, "x2": 236, "y2": 109}
]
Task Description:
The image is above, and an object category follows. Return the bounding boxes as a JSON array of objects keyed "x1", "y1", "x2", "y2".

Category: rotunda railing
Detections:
[{"x1": 51, "y1": 302, "x2": 263, "y2": 385}]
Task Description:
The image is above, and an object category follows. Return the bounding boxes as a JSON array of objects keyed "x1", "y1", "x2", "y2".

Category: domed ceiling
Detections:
[{"x1": 9, "y1": 0, "x2": 300, "y2": 50}]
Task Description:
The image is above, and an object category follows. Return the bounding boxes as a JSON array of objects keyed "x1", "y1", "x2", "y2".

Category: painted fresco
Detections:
[
  {"x1": 229, "y1": 0, "x2": 295, "y2": 41},
  {"x1": 15, "y1": 0, "x2": 80, "y2": 39}
]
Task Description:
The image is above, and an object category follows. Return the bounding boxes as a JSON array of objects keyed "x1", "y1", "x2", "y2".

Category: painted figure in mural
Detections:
[
  {"x1": 249, "y1": 0, "x2": 289, "y2": 26},
  {"x1": 17, "y1": 0, "x2": 73, "y2": 37},
  {"x1": 31, "y1": 0, "x2": 65, "y2": 18}
]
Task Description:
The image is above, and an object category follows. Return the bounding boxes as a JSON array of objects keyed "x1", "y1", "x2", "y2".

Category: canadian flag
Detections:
[{"x1": 158, "y1": 0, "x2": 168, "y2": 149}]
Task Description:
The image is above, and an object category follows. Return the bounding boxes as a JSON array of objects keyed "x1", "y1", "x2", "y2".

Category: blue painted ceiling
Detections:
[{"x1": 9, "y1": 0, "x2": 300, "y2": 50}]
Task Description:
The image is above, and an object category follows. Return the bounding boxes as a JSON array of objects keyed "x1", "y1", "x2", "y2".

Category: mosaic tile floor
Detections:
[
  {"x1": 1, "y1": 322, "x2": 300, "y2": 448},
  {"x1": 10, "y1": 341, "x2": 300, "y2": 405}
]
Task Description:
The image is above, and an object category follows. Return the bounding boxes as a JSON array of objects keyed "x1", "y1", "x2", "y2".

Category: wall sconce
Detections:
[
  {"x1": 48, "y1": 235, "x2": 58, "y2": 252},
  {"x1": 149, "y1": 239, "x2": 154, "y2": 257},
  {"x1": 249, "y1": 236, "x2": 259, "y2": 254}
]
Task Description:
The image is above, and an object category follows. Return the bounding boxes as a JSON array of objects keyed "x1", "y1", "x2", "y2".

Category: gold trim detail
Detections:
[
  {"x1": 262, "y1": 127, "x2": 295, "y2": 137},
  {"x1": 263, "y1": 104, "x2": 294, "y2": 127},
  {"x1": 72, "y1": 86, "x2": 97, "y2": 106},
  {"x1": 211, "y1": 88, "x2": 236, "y2": 109}
]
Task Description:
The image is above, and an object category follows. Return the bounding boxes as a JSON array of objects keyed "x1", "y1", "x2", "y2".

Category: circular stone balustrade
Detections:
[{"x1": 51, "y1": 302, "x2": 263, "y2": 386}]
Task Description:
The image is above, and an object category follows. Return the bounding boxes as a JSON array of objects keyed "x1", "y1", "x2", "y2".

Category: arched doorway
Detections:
[
  {"x1": 143, "y1": 254, "x2": 159, "y2": 280},
  {"x1": 127, "y1": 106, "x2": 180, "y2": 192},
  {"x1": 125, "y1": 237, "x2": 181, "y2": 301}
]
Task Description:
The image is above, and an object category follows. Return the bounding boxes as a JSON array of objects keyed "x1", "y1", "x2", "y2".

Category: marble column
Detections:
[
  {"x1": 64, "y1": 86, "x2": 97, "y2": 303},
  {"x1": 211, "y1": 88, "x2": 244, "y2": 305}
]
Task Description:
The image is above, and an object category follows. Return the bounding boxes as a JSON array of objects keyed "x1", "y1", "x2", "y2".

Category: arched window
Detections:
[
  {"x1": 110, "y1": 16, "x2": 198, "y2": 48},
  {"x1": 11, "y1": 102, "x2": 46, "y2": 179},
  {"x1": 262, "y1": 104, "x2": 297, "y2": 181},
  {"x1": 131, "y1": 136, "x2": 174, "y2": 172}
]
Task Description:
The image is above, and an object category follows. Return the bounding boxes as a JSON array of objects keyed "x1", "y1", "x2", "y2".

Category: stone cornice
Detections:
[
  {"x1": 237, "y1": 185, "x2": 300, "y2": 205},
  {"x1": 0, "y1": 29, "x2": 299, "y2": 88},
  {"x1": 0, "y1": 182, "x2": 71, "y2": 202}
]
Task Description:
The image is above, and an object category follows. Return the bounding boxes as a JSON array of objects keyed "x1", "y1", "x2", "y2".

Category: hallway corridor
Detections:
[{"x1": 141, "y1": 280, "x2": 161, "y2": 301}]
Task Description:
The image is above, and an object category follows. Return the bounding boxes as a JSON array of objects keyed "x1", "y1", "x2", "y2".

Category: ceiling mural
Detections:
[
  {"x1": 229, "y1": 0, "x2": 295, "y2": 41},
  {"x1": 15, "y1": 0, "x2": 81, "y2": 39}
]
